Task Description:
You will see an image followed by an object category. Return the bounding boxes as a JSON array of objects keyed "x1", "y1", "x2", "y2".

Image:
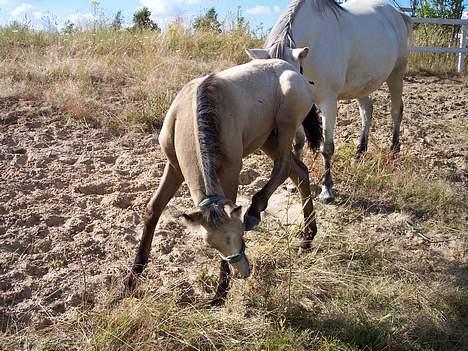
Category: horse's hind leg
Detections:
[
  {"x1": 387, "y1": 70, "x2": 405, "y2": 152},
  {"x1": 122, "y1": 161, "x2": 183, "y2": 296},
  {"x1": 289, "y1": 154, "x2": 318, "y2": 253},
  {"x1": 355, "y1": 96, "x2": 373, "y2": 157},
  {"x1": 287, "y1": 126, "x2": 306, "y2": 193},
  {"x1": 293, "y1": 125, "x2": 306, "y2": 161}
]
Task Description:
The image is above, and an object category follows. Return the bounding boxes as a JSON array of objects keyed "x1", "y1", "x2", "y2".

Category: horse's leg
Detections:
[
  {"x1": 244, "y1": 131, "x2": 294, "y2": 230},
  {"x1": 289, "y1": 155, "x2": 318, "y2": 253},
  {"x1": 122, "y1": 161, "x2": 183, "y2": 295},
  {"x1": 259, "y1": 135, "x2": 318, "y2": 251},
  {"x1": 386, "y1": 70, "x2": 405, "y2": 152},
  {"x1": 210, "y1": 161, "x2": 242, "y2": 306},
  {"x1": 355, "y1": 96, "x2": 373, "y2": 157},
  {"x1": 293, "y1": 125, "x2": 306, "y2": 161},
  {"x1": 287, "y1": 126, "x2": 306, "y2": 193},
  {"x1": 319, "y1": 97, "x2": 338, "y2": 204}
]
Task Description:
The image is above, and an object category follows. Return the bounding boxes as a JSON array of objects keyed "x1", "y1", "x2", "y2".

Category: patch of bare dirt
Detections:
[{"x1": 0, "y1": 76, "x2": 466, "y2": 338}]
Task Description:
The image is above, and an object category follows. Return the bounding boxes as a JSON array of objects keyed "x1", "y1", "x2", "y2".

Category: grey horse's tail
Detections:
[{"x1": 302, "y1": 105, "x2": 322, "y2": 151}]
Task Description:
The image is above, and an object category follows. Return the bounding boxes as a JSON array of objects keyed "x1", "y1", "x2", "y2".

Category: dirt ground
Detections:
[{"x1": 0, "y1": 76, "x2": 466, "y2": 344}]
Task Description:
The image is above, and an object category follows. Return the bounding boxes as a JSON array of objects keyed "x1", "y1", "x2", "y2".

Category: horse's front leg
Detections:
[
  {"x1": 244, "y1": 132, "x2": 293, "y2": 230},
  {"x1": 121, "y1": 162, "x2": 183, "y2": 297},
  {"x1": 319, "y1": 97, "x2": 337, "y2": 204},
  {"x1": 208, "y1": 162, "x2": 241, "y2": 305}
]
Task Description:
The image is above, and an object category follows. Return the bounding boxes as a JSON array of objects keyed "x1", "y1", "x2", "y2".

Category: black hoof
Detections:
[
  {"x1": 297, "y1": 239, "x2": 313, "y2": 255},
  {"x1": 114, "y1": 272, "x2": 139, "y2": 304},
  {"x1": 209, "y1": 297, "x2": 226, "y2": 307},
  {"x1": 244, "y1": 214, "x2": 260, "y2": 231},
  {"x1": 319, "y1": 189, "x2": 335, "y2": 205}
]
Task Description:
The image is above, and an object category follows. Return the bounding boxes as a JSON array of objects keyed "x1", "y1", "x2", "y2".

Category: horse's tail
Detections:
[{"x1": 302, "y1": 104, "x2": 322, "y2": 151}]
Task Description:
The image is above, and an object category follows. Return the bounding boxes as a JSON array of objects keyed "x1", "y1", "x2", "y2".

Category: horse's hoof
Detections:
[
  {"x1": 208, "y1": 297, "x2": 226, "y2": 307},
  {"x1": 115, "y1": 272, "x2": 139, "y2": 303},
  {"x1": 286, "y1": 183, "x2": 298, "y2": 193},
  {"x1": 244, "y1": 214, "x2": 260, "y2": 231},
  {"x1": 297, "y1": 239, "x2": 313, "y2": 255},
  {"x1": 319, "y1": 189, "x2": 335, "y2": 204},
  {"x1": 351, "y1": 153, "x2": 365, "y2": 165}
]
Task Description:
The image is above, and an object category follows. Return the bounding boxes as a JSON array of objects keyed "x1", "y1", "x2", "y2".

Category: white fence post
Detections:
[{"x1": 458, "y1": 24, "x2": 467, "y2": 73}]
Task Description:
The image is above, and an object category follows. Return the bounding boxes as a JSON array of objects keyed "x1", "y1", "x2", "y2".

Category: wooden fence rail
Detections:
[{"x1": 409, "y1": 17, "x2": 468, "y2": 73}]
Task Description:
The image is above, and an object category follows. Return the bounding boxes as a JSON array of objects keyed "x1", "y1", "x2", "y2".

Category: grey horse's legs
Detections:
[
  {"x1": 355, "y1": 96, "x2": 373, "y2": 156},
  {"x1": 387, "y1": 70, "x2": 405, "y2": 152},
  {"x1": 319, "y1": 97, "x2": 337, "y2": 204}
]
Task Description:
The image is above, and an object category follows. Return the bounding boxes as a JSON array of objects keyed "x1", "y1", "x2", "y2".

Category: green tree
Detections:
[
  {"x1": 111, "y1": 10, "x2": 123, "y2": 31},
  {"x1": 133, "y1": 7, "x2": 160, "y2": 31},
  {"x1": 235, "y1": 6, "x2": 249, "y2": 33},
  {"x1": 193, "y1": 7, "x2": 222, "y2": 32},
  {"x1": 414, "y1": 0, "x2": 464, "y2": 18},
  {"x1": 62, "y1": 20, "x2": 76, "y2": 35}
]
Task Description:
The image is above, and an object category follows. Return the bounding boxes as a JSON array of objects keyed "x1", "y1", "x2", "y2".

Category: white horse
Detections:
[{"x1": 247, "y1": 0, "x2": 412, "y2": 203}]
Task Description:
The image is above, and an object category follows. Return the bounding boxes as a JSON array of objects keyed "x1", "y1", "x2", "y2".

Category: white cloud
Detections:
[
  {"x1": 11, "y1": 3, "x2": 34, "y2": 18},
  {"x1": 246, "y1": 5, "x2": 272, "y2": 16},
  {"x1": 274, "y1": 5, "x2": 282, "y2": 13},
  {"x1": 138, "y1": 0, "x2": 205, "y2": 25},
  {"x1": 66, "y1": 12, "x2": 96, "y2": 25}
]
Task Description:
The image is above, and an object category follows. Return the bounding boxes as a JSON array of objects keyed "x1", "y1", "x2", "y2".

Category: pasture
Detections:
[{"x1": 0, "y1": 27, "x2": 467, "y2": 350}]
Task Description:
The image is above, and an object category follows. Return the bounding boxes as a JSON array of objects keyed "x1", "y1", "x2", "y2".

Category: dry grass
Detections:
[
  {"x1": 408, "y1": 23, "x2": 467, "y2": 75},
  {"x1": 0, "y1": 25, "x2": 261, "y2": 130}
]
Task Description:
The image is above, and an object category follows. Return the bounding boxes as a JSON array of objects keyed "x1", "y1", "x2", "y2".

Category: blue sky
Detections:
[
  {"x1": 0, "y1": 1, "x2": 465, "y2": 30},
  {"x1": 0, "y1": 0, "x2": 294, "y2": 30}
]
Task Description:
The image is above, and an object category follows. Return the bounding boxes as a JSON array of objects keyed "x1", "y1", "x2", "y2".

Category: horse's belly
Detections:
[{"x1": 337, "y1": 78, "x2": 385, "y2": 99}]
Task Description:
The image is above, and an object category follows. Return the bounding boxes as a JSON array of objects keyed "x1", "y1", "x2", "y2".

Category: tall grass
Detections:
[
  {"x1": 0, "y1": 22, "x2": 465, "y2": 131},
  {"x1": 408, "y1": 23, "x2": 467, "y2": 74},
  {"x1": 0, "y1": 25, "x2": 261, "y2": 130}
]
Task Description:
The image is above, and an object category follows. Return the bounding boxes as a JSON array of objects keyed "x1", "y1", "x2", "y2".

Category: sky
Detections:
[
  {"x1": 0, "y1": 0, "x2": 293, "y2": 30},
  {"x1": 0, "y1": 0, "x2": 465, "y2": 31}
]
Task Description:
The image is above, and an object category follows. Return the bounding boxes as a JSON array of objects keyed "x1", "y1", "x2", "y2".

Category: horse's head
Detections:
[
  {"x1": 245, "y1": 46, "x2": 310, "y2": 74},
  {"x1": 182, "y1": 201, "x2": 250, "y2": 279}
]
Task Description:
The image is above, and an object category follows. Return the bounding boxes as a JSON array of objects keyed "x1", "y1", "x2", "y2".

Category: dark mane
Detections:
[
  {"x1": 196, "y1": 74, "x2": 228, "y2": 226},
  {"x1": 265, "y1": 0, "x2": 344, "y2": 58}
]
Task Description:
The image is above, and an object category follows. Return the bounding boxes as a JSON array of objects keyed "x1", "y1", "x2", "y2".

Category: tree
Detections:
[
  {"x1": 413, "y1": 0, "x2": 464, "y2": 19},
  {"x1": 193, "y1": 7, "x2": 222, "y2": 32},
  {"x1": 111, "y1": 10, "x2": 123, "y2": 31},
  {"x1": 133, "y1": 7, "x2": 160, "y2": 31},
  {"x1": 62, "y1": 20, "x2": 76, "y2": 35},
  {"x1": 235, "y1": 6, "x2": 249, "y2": 33}
]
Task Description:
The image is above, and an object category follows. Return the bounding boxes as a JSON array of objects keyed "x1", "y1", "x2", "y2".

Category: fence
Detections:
[{"x1": 399, "y1": 9, "x2": 468, "y2": 73}]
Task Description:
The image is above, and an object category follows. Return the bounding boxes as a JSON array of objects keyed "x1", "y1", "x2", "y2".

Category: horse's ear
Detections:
[
  {"x1": 181, "y1": 211, "x2": 204, "y2": 227},
  {"x1": 224, "y1": 203, "x2": 242, "y2": 219},
  {"x1": 292, "y1": 47, "x2": 310, "y2": 62},
  {"x1": 245, "y1": 48, "x2": 271, "y2": 60}
]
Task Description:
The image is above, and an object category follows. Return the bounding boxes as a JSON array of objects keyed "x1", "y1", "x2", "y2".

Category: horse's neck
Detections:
[
  {"x1": 290, "y1": 4, "x2": 335, "y2": 48},
  {"x1": 182, "y1": 147, "x2": 225, "y2": 207}
]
